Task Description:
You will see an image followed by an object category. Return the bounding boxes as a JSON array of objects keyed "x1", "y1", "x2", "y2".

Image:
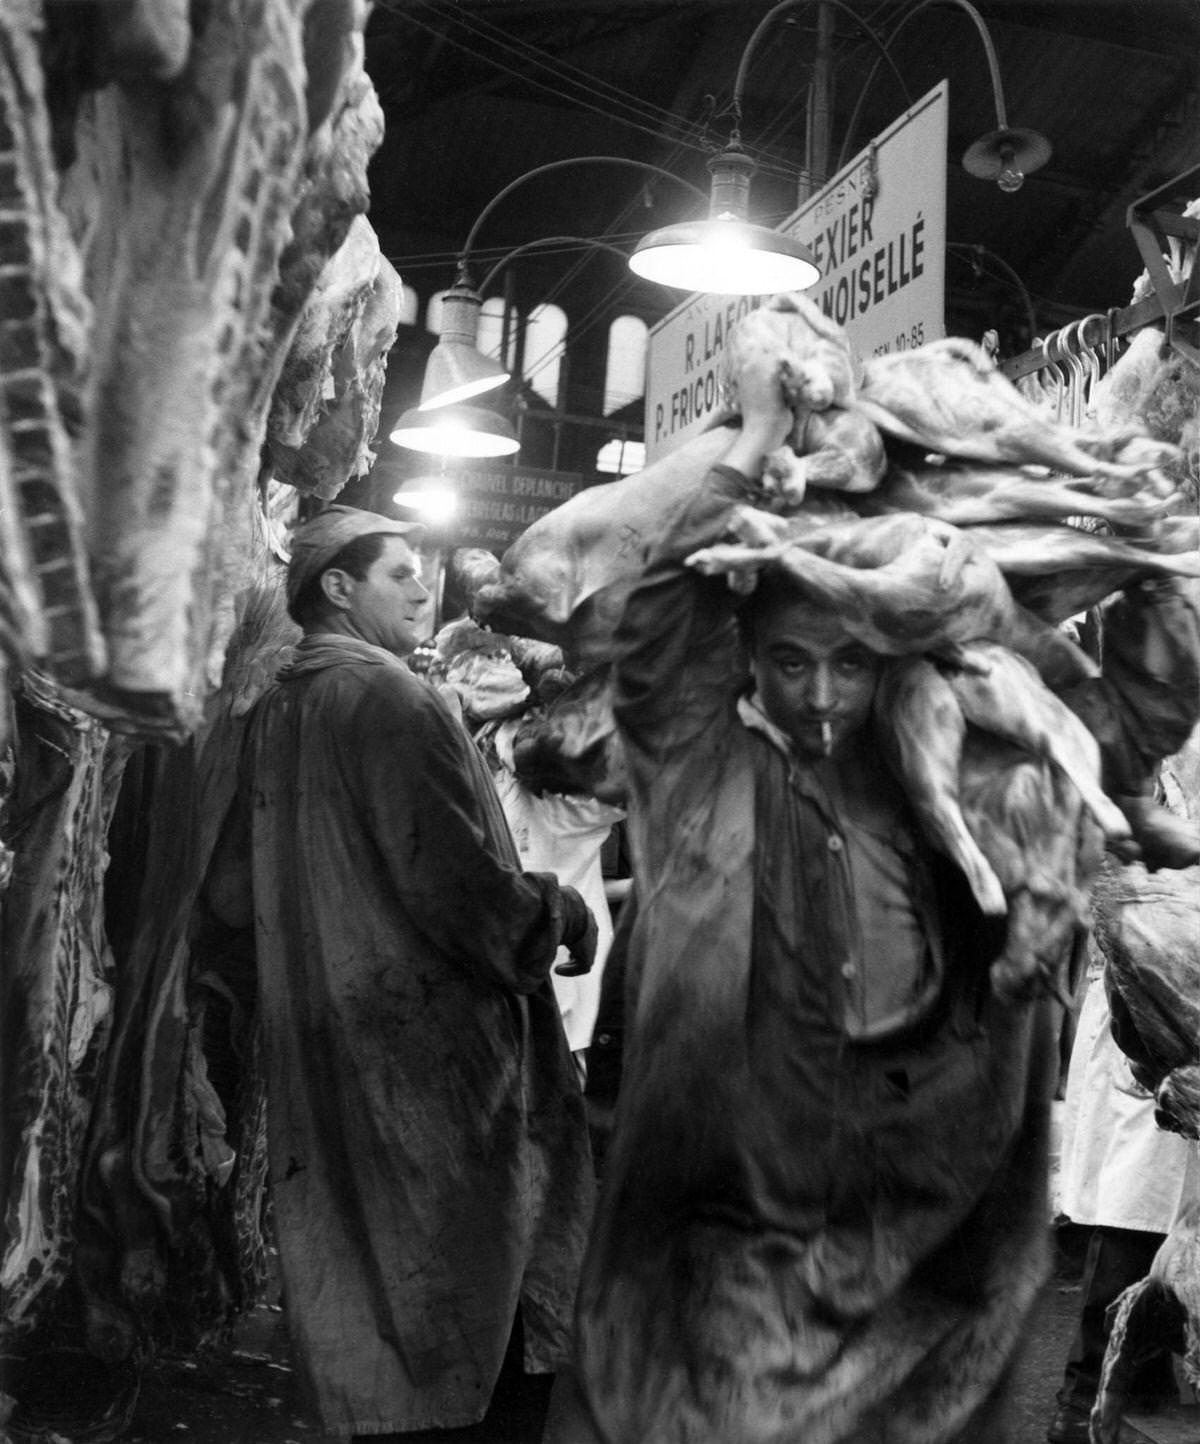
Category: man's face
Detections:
[
  {"x1": 340, "y1": 536, "x2": 430, "y2": 657},
  {"x1": 751, "y1": 599, "x2": 881, "y2": 759}
]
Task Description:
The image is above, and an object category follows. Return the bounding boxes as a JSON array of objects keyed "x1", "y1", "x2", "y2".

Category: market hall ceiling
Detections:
[{"x1": 363, "y1": 0, "x2": 1200, "y2": 356}]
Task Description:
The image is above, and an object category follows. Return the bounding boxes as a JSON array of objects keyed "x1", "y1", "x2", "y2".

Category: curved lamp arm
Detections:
[
  {"x1": 476, "y1": 235, "x2": 631, "y2": 298},
  {"x1": 837, "y1": 0, "x2": 1008, "y2": 170},
  {"x1": 948, "y1": 241, "x2": 1037, "y2": 341},
  {"x1": 730, "y1": 0, "x2": 912, "y2": 141},
  {"x1": 457, "y1": 158, "x2": 707, "y2": 283}
]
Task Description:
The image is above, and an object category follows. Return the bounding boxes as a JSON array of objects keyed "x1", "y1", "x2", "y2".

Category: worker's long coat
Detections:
[
  {"x1": 557, "y1": 467, "x2": 1058, "y2": 1444},
  {"x1": 208, "y1": 634, "x2": 593, "y2": 1438}
]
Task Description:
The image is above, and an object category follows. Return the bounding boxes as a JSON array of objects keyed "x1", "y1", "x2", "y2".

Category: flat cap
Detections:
[{"x1": 286, "y1": 505, "x2": 423, "y2": 608}]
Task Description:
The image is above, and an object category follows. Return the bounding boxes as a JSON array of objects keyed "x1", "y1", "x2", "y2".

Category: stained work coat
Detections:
[
  {"x1": 208, "y1": 634, "x2": 593, "y2": 1437},
  {"x1": 560, "y1": 468, "x2": 1058, "y2": 1444}
]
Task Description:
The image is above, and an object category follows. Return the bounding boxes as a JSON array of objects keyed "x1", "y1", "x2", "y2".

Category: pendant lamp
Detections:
[
  {"x1": 418, "y1": 283, "x2": 509, "y2": 412},
  {"x1": 389, "y1": 403, "x2": 519, "y2": 459},
  {"x1": 630, "y1": 145, "x2": 820, "y2": 295}
]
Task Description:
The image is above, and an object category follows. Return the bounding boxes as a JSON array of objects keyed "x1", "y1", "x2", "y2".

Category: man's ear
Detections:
[{"x1": 320, "y1": 568, "x2": 356, "y2": 611}]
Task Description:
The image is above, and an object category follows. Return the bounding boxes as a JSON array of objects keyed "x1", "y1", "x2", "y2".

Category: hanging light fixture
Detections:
[
  {"x1": 389, "y1": 402, "x2": 519, "y2": 458},
  {"x1": 403, "y1": 159, "x2": 708, "y2": 436},
  {"x1": 393, "y1": 160, "x2": 712, "y2": 456},
  {"x1": 418, "y1": 284, "x2": 508, "y2": 412},
  {"x1": 630, "y1": 144, "x2": 820, "y2": 294},
  {"x1": 832, "y1": 0, "x2": 1050, "y2": 191},
  {"x1": 630, "y1": 3, "x2": 921, "y2": 294}
]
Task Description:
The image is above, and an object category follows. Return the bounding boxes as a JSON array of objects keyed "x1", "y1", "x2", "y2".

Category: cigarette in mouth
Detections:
[{"x1": 820, "y1": 721, "x2": 833, "y2": 755}]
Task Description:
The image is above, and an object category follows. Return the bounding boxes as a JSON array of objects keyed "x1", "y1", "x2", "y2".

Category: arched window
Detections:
[
  {"x1": 396, "y1": 284, "x2": 419, "y2": 327},
  {"x1": 522, "y1": 303, "x2": 567, "y2": 408},
  {"x1": 477, "y1": 296, "x2": 514, "y2": 370},
  {"x1": 425, "y1": 289, "x2": 447, "y2": 333},
  {"x1": 595, "y1": 437, "x2": 646, "y2": 476},
  {"x1": 603, "y1": 314, "x2": 648, "y2": 416}
]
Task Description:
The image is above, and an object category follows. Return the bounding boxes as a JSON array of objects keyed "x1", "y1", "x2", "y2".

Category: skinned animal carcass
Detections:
[
  {"x1": 858, "y1": 458, "x2": 1177, "y2": 532},
  {"x1": 54, "y1": 0, "x2": 386, "y2": 737},
  {"x1": 1096, "y1": 862, "x2": 1200, "y2": 1136},
  {"x1": 510, "y1": 667, "x2": 626, "y2": 806},
  {"x1": 0, "y1": 0, "x2": 105, "y2": 742},
  {"x1": 956, "y1": 734, "x2": 1106, "y2": 1003},
  {"x1": 1092, "y1": 1200, "x2": 1200, "y2": 1444},
  {"x1": 686, "y1": 510, "x2": 1098, "y2": 689},
  {"x1": 856, "y1": 335, "x2": 1179, "y2": 484},
  {"x1": 267, "y1": 217, "x2": 403, "y2": 500},
  {"x1": 875, "y1": 642, "x2": 1126, "y2": 928},
  {"x1": 475, "y1": 424, "x2": 737, "y2": 665},
  {"x1": 719, "y1": 293, "x2": 883, "y2": 505},
  {"x1": 0, "y1": 676, "x2": 127, "y2": 1349}
]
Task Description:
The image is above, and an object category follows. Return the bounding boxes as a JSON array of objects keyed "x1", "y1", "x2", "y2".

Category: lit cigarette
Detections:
[{"x1": 821, "y1": 721, "x2": 833, "y2": 755}]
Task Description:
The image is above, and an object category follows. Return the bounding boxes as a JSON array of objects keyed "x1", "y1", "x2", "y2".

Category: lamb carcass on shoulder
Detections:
[
  {"x1": 876, "y1": 641, "x2": 1129, "y2": 922},
  {"x1": 962, "y1": 521, "x2": 1200, "y2": 624},
  {"x1": 719, "y1": 293, "x2": 884, "y2": 505},
  {"x1": 855, "y1": 336, "x2": 1180, "y2": 484},
  {"x1": 474, "y1": 424, "x2": 737, "y2": 664},
  {"x1": 956, "y1": 734, "x2": 1106, "y2": 1003},
  {"x1": 859, "y1": 457, "x2": 1175, "y2": 531},
  {"x1": 686, "y1": 510, "x2": 1098, "y2": 688}
]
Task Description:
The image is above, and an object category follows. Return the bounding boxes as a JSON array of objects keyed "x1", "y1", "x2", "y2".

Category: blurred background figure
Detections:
[
  {"x1": 1048, "y1": 932, "x2": 1200, "y2": 1444},
  {"x1": 429, "y1": 617, "x2": 625, "y2": 1074}
]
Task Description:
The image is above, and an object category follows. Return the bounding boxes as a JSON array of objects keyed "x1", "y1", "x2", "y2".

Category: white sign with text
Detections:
[{"x1": 644, "y1": 81, "x2": 948, "y2": 462}]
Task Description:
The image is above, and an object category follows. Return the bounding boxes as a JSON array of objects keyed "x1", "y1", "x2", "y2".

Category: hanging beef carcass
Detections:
[
  {"x1": 0, "y1": 677, "x2": 127, "y2": 1351},
  {"x1": 0, "y1": 0, "x2": 105, "y2": 722},
  {"x1": 56, "y1": 0, "x2": 388, "y2": 737},
  {"x1": 267, "y1": 213, "x2": 404, "y2": 499}
]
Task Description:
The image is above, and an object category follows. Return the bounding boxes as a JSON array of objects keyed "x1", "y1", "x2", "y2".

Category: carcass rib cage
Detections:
[
  {"x1": 0, "y1": 677, "x2": 125, "y2": 1343},
  {"x1": 0, "y1": 7, "x2": 104, "y2": 689}
]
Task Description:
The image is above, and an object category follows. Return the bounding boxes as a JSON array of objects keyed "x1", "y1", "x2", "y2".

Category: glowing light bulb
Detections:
[
  {"x1": 997, "y1": 145, "x2": 1024, "y2": 193},
  {"x1": 392, "y1": 486, "x2": 459, "y2": 524}
]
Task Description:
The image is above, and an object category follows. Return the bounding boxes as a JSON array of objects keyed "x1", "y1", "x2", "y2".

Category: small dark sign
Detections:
[{"x1": 454, "y1": 465, "x2": 583, "y2": 553}]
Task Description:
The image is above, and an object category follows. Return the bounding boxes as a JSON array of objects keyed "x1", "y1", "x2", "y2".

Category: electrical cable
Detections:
[{"x1": 379, "y1": 0, "x2": 803, "y2": 182}]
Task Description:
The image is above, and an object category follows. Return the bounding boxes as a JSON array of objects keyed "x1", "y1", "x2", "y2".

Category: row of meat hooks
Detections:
[{"x1": 1025, "y1": 313, "x2": 1117, "y2": 430}]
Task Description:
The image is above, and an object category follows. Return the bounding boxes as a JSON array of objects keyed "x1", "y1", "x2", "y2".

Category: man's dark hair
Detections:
[
  {"x1": 288, "y1": 532, "x2": 390, "y2": 627},
  {"x1": 736, "y1": 570, "x2": 835, "y2": 649}
]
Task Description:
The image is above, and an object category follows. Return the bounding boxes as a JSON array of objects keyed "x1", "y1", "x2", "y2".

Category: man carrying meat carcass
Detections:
[
  {"x1": 204, "y1": 505, "x2": 597, "y2": 1439},
  {"x1": 545, "y1": 353, "x2": 1066, "y2": 1444}
]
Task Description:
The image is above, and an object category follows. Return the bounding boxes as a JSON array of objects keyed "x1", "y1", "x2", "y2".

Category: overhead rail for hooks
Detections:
[{"x1": 1000, "y1": 161, "x2": 1200, "y2": 381}]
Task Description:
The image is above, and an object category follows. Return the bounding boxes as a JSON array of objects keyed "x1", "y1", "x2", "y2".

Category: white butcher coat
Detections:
[{"x1": 1060, "y1": 958, "x2": 1200, "y2": 1233}]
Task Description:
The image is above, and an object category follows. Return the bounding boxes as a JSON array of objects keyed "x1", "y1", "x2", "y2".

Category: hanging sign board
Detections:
[
  {"x1": 644, "y1": 81, "x2": 948, "y2": 463},
  {"x1": 454, "y1": 464, "x2": 583, "y2": 553}
]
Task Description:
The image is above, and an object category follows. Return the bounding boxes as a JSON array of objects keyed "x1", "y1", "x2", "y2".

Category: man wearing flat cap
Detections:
[{"x1": 207, "y1": 505, "x2": 597, "y2": 1440}]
